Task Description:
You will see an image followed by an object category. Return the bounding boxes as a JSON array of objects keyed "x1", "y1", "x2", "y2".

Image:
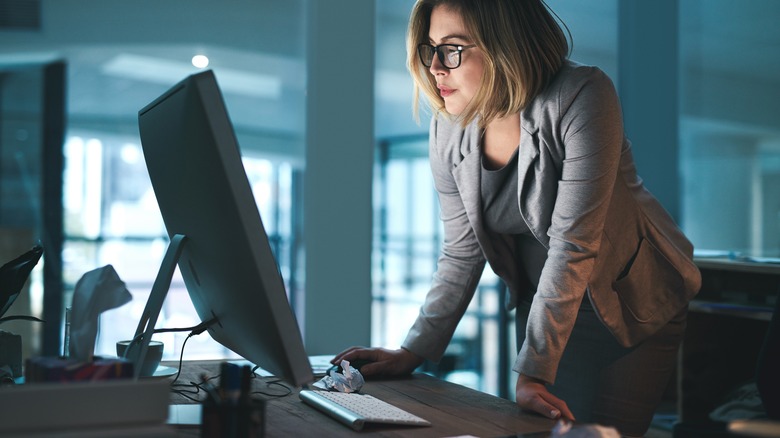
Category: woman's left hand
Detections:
[{"x1": 515, "y1": 374, "x2": 575, "y2": 422}]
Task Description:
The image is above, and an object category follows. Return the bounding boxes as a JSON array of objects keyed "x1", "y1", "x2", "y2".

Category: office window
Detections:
[
  {"x1": 372, "y1": 137, "x2": 510, "y2": 396},
  {"x1": 679, "y1": 0, "x2": 780, "y2": 259}
]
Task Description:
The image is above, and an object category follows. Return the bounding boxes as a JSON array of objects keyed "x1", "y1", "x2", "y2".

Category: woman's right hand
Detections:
[
  {"x1": 331, "y1": 347, "x2": 424, "y2": 377},
  {"x1": 515, "y1": 374, "x2": 575, "y2": 422}
]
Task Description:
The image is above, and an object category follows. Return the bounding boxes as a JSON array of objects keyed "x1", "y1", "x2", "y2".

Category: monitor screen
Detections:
[{"x1": 137, "y1": 70, "x2": 313, "y2": 387}]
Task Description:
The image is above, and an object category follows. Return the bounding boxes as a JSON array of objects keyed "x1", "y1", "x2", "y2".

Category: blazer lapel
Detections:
[
  {"x1": 517, "y1": 124, "x2": 552, "y2": 249},
  {"x1": 452, "y1": 147, "x2": 489, "y2": 243}
]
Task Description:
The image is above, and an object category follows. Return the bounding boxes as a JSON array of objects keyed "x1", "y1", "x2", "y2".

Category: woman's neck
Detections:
[{"x1": 482, "y1": 113, "x2": 521, "y2": 169}]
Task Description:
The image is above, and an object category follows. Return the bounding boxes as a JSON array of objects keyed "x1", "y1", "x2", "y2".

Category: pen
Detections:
[
  {"x1": 220, "y1": 362, "x2": 241, "y2": 404},
  {"x1": 239, "y1": 365, "x2": 251, "y2": 405},
  {"x1": 219, "y1": 362, "x2": 228, "y2": 401}
]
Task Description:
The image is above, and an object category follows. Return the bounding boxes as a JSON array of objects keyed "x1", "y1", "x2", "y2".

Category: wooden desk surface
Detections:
[{"x1": 165, "y1": 360, "x2": 554, "y2": 437}]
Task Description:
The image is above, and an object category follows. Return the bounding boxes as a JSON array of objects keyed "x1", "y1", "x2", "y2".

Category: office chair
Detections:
[
  {"x1": 673, "y1": 286, "x2": 780, "y2": 437},
  {"x1": 755, "y1": 286, "x2": 780, "y2": 420}
]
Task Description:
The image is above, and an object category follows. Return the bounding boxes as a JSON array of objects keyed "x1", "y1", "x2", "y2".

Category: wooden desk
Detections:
[{"x1": 166, "y1": 360, "x2": 555, "y2": 437}]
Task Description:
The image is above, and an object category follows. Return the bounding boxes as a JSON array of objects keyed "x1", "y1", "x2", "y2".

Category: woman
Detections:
[{"x1": 334, "y1": 1, "x2": 701, "y2": 435}]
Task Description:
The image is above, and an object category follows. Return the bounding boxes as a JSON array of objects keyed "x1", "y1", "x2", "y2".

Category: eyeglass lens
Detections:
[{"x1": 418, "y1": 44, "x2": 462, "y2": 69}]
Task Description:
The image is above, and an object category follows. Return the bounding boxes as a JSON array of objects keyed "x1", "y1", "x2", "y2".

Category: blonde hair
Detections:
[{"x1": 407, "y1": 0, "x2": 570, "y2": 128}]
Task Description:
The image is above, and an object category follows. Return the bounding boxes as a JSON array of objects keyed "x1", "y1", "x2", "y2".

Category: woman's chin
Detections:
[{"x1": 444, "y1": 105, "x2": 463, "y2": 116}]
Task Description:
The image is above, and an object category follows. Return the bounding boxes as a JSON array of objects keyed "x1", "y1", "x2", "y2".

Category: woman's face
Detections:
[{"x1": 427, "y1": 5, "x2": 484, "y2": 116}]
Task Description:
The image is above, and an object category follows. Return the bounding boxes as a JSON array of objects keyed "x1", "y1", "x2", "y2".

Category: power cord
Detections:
[
  {"x1": 150, "y1": 317, "x2": 294, "y2": 402},
  {"x1": 122, "y1": 317, "x2": 218, "y2": 402},
  {"x1": 170, "y1": 360, "x2": 293, "y2": 402},
  {"x1": 130, "y1": 316, "x2": 218, "y2": 345},
  {"x1": 169, "y1": 331, "x2": 207, "y2": 402}
]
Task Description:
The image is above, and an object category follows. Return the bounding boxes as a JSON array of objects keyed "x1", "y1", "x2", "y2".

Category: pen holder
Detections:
[{"x1": 201, "y1": 400, "x2": 265, "y2": 438}]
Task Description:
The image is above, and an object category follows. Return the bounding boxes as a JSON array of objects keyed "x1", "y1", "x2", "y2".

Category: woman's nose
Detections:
[{"x1": 429, "y1": 52, "x2": 448, "y2": 75}]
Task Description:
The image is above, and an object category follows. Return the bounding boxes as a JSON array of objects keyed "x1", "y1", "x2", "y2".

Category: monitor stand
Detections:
[{"x1": 123, "y1": 234, "x2": 187, "y2": 379}]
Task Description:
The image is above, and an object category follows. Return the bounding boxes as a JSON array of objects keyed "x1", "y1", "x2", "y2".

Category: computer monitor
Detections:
[{"x1": 130, "y1": 70, "x2": 313, "y2": 387}]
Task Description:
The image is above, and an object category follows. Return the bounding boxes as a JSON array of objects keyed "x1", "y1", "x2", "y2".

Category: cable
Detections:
[
  {"x1": 131, "y1": 316, "x2": 219, "y2": 345},
  {"x1": 253, "y1": 377, "x2": 293, "y2": 398},
  {"x1": 168, "y1": 331, "x2": 216, "y2": 403},
  {"x1": 169, "y1": 332, "x2": 195, "y2": 386},
  {"x1": 247, "y1": 366, "x2": 292, "y2": 398},
  {"x1": 162, "y1": 318, "x2": 294, "y2": 402},
  {"x1": 164, "y1": 318, "x2": 220, "y2": 401},
  {"x1": 154, "y1": 317, "x2": 218, "y2": 336}
]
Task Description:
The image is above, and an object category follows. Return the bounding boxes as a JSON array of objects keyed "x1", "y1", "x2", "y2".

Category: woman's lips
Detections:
[{"x1": 438, "y1": 85, "x2": 455, "y2": 98}]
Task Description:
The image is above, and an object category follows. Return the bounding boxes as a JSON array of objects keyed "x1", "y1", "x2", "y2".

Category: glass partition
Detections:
[{"x1": 0, "y1": 60, "x2": 65, "y2": 359}]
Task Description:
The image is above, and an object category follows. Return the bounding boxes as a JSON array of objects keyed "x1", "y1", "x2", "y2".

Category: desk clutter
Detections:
[
  {"x1": 0, "y1": 255, "x2": 178, "y2": 436},
  {"x1": 1, "y1": 261, "x2": 135, "y2": 383},
  {"x1": 0, "y1": 359, "x2": 270, "y2": 437}
]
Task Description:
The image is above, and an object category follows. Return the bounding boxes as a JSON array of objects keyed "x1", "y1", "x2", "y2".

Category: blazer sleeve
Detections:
[
  {"x1": 401, "y1": 115, "x2": 487, "y2": 362},
  {"x1": 515, "y1": 67, "x2": 625, "y2": 383}
]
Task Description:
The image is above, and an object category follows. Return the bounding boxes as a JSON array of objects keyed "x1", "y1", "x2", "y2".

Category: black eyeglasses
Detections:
[{"x1": 417, "y1": 43, "x2": 476, "y2": 69}]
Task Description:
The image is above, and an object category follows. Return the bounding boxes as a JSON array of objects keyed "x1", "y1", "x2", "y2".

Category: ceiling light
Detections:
[{"x1": 192, "y1": 54, "x2": 209, "y2": 69}]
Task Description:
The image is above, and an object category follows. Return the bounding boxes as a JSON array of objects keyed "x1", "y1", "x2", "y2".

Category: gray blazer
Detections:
[{"x1": 401, "y1": 61, "x2": 701, "y2": 384}]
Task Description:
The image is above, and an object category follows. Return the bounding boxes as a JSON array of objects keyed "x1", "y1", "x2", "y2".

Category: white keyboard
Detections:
[{"x1": 299, "y1": 389, "x2": 431, "y2": 431}]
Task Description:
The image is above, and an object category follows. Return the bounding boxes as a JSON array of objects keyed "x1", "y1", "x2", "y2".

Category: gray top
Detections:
[
  {"x1": 481, "y1": 149, "x2": 546, "y2": 293},
  {"x1": 481, "y1": 148, "x2": 524, "y2": 234}
]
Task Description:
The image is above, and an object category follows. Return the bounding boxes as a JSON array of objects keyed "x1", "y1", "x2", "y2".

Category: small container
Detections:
[{"x1": 201, "y1": 400, "x2": 265, "y2": 438}]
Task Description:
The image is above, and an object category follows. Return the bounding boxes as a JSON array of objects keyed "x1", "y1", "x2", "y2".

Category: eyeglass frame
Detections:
[{"x1": 417, "y1": 43, "x2": 477, "y2": 69}]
